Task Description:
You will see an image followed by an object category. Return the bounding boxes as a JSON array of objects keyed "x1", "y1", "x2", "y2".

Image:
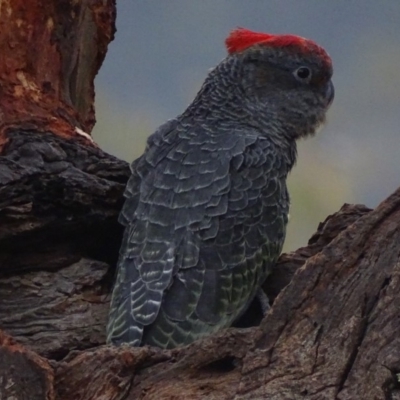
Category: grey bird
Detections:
[{"x1": 107, "y1": 28, "x2": 334, "y2": 349}]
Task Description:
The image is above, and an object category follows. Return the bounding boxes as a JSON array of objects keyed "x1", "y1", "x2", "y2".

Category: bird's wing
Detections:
[
  {"x1": 192, "y1": 138, "x2": 289, "y2": 325},
  {"x1": 142, "y1": 136, "x2": 289, "y2": 347},
  {"x1": 107, "y1": 121, "x2": 286, "y2": 346}
]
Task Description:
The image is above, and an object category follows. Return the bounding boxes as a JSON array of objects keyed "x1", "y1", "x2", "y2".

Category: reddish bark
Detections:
[
  {"x1": 1, "y1": 1, "x2": 400, "y2": 399},
  {"x1": 0, "y1": 0, "x2": 116, "y2": 151},
  {"x1": 0, "y1": 331, "x2": 54, "y2": 399}
]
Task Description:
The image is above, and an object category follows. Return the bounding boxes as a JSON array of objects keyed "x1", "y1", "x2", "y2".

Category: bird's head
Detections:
[{"x1": 222, "y1": 28, "x2": 334, "y2": 139}]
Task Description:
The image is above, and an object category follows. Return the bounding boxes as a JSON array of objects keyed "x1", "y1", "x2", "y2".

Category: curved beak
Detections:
[{"x1": 325, "y1": 80, "x2": 334, "y2": 108}]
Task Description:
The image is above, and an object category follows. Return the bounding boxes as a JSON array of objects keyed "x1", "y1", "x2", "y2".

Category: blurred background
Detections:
[{"x1": 93, "y1": 1, "x2": 400, "y2": 251}]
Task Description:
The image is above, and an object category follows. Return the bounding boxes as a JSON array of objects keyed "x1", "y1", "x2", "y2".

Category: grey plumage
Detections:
[{"x1": 107, "y1": 29, "x2": 333, "y2": 348}]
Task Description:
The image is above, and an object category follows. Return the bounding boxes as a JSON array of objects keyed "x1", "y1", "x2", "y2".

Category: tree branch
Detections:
[{"x1": 1, "y1": 1, "x2": 399, "y2": 399}]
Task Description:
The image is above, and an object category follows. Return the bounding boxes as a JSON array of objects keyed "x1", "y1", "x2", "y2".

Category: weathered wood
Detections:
[
  {"x1": 55, "y1": 345, "x2": 167, "y2": 400},
  {"x1": 0, "y1": 258, "x2": 109, "y2": 359},
  {"x1": 54, "y1": 328, "x2": 258, "y2": 400},
  {"x1": 1, "y1": 0, "x2": 400, "y2": 399},
  {"x1": 0, "y1": 0, "x2": 116, "y2": 150},
  {"x1": 3, "y1": 124, "x2": 399, "y2": 399},
  {"x1": 0, "y1": 130, "x2": 129, "y2": 275},
  {"x1": 0, "y1": 130, "x2": 129, "y2": 361},
  {"x1": 0, "y1": 330, "x2": 54, "y2": 400},
  {"x1": 38, "y1": 194, "x2": 400, "y2": 400},
  {"x1": 262, "y1": 202, "x2": 372, "y2": 304},
  {"x1": 238, "y1": 189, "x2": 400, "y2": 399}
]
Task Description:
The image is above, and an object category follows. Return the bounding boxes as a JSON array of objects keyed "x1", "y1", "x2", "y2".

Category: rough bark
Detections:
[
  {"x1": 1, "y1": 1, "x2": 400, "y2": 399},
  {"x1": 0, "y1": 331, "x2": 54, "y2": 400},
  {"x1": 0, "y1": 0, "x2": 115, "y2": 150}
]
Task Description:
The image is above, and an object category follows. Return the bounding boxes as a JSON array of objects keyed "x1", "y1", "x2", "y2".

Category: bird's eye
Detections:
[{"x1": 294, "y1": 66, "x2": 312, "y2": 82}]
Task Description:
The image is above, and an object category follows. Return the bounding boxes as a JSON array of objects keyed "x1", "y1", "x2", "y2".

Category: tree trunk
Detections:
[{"x1": 1, "y1": 2, "x2": 400, "y2": 399}]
